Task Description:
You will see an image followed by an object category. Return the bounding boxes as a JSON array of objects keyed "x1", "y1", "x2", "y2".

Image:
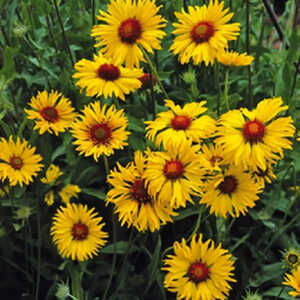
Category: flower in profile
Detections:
[
  {"x1": 283, "y1": 265, "x2": 300, "y2": 297},
  {"x1": 41, "y1": 164, "x2": 63, "y2": 185},
  {"x1": 162, "y1": 234, "x2": 236, "y2": 300},
  {"x1": 73, "y1": 52, "x2": 143, "y2": 101},
  {"x1": 217, "y1": 50, "x2": 254, "y2": 67},
  {"x1": 107, "y1": 151, "x2": 176, "y2": 232},
  {"x1": 145, "y1": 99, "x2": 216, "y2": 148},
  {"x1": 51, "y1": 203, "x2": 108, "y2": 261},
  {"x1": 0, "y1": 185, "x2": 9, "y2": 198},
  {"x1": 200, "y1": 165, "x2": 263, "y2": 218},
  {"x1": 71, "y1": 101, "x2": 130, "y2": 161},
  {"x1": 170, "y1": 0, "x2": 240, "y2": 66},
  {"x1": 24, "y1": 90, "x2": 77, "y2": 136},
  {"x1": 91, "y1": 0, "x2": 166, "y2": 68},
  {"x1": 215, "y1": 97, "x2": 295, "y2": 171},
  {"x1": 0, "y1": 136, "x2": 43, "y2": 187},
  {"x1": 144, "y1": 140, "x2": 208, "y2": 208},
  {"x1": 200, "y1": 143, "x2": 228, "y2": 171},
  {"x1": 45, "y1": 190, "x2": 55, "y2": 206},
  {"x1": 58, "y1": 184, "x2": 81, "y2": 205}
]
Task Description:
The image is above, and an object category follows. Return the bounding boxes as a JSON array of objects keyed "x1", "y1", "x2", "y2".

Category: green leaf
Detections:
[
  {"x1": 81, "y1": 188, "x2": 106, "y2": 200},
  {"x1": 101, "y1": 241, "x2": 137, "y2": 254},
  {"x1": 0, "y1": 46, "x2": 19, "y2": 81}
]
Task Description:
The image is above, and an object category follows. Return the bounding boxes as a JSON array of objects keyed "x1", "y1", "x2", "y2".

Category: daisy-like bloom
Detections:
[
  {"x1": 24, "y1": 90, "x2": 77, "y2": 136},
  {"x1": 71, "y1": 101, "x2": 130, "y2": 161},
  {"x1": 144, "y1": 140, "x2": 208, "y2": 208},
  {"x1": 91, "y1": 0, "x2": 166, "y2": 68},
  {"x1": 58, "y1": 184, "x2": 81, "y2": 205},
  {"x1": 162, "y1": 234, "x2": 236, "y2": 300},
  {"x1": 0, "y1": 136, "x2": 43, "y2": 187},
  {"x1": 215, "y1": 97, "x2": 295, "y2": 171},
  {"x1": 41, "y1": 164, "x2": 63, "y2": 185},
  {"x1": 217, "y1": 50, "x2": 254, "y2": 67},
  {"x1": 200, "y1": 143, "x2": 229, "y2": 171},
  {"x1": 51, "y1": 203, "x2": 108, "y2": 261},
  {"x1": 107, "y1": 151, "x2": 176, "y2": 232},
  {"x1": 73, "y1": 52, "x2": 143, "y2": 101},
  {"x1": 283, "y1": 265, "x2": 300, "y2": 297},
  {"x1": 170, "y1": 0, "x2": 240, "y2": 66},
  {"x1": 249, "y1": 163, "x2": 276, "y2": 188},
  {"x1": 200, "y1": 165, "x2": 263, "y2": 218},
  {"x1": 145, "y1": 99, "x2": 216, "y2": 148}
]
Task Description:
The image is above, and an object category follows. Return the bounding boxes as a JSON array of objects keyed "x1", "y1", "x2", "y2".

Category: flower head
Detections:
[
  {"x1": 41, "y1": 164, "x2": 63, "y2": 185},
  {"x1": 145, "y1": 99, "x2": 216, "y2": 148},
  {"x1": 71, "y1": 101, "x2": 130, "y2": 161},
  {"x1": 24, "y1": 90, "x2": 77, "y2": 135},
  {"x1": 217, "y1": 50, "x2": 254, "y2": 67},
  {"x1": 283, "y1": 265, "x2": 300, "y2": 297},
  {"x1": 200, "y1": 165, "x2": 263, "y2": 218},
  {"x1": 170, "y1": 0, "x2": 240, "y2": 66},
  {"x1": 51, "y1": 203, "x2": 108, "y2": 261},
  {"x1": 162, "y1": 234, "x2": 236, "y2": 300},
  {"x1": 107, "y1": 151, "x2": 176, "y2": 232},
  {"x1": 91, "y1": 0, "x2": 166, "y2": 68},
  {"x1": 0, "y1": 136, "x2": 43, "y2": 187},
  {"x1": 282, "y1": 248, "x2": 300, "y2": 270},
  {"x1": 73, "y1": 52, "x2": 143, "y2": 101},
  {"x1": 215, "y1": 97, "x2": 295, "y2": 171},
  {"x1": 144, "y1": 140, "x2": 208, "y2": 208}
]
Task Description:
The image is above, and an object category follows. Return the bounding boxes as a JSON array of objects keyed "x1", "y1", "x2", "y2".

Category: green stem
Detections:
[
  {"x1": 216, "y1": 217, "x2": 226, "y2": 244},
  {"x1": 215, "y1": 63, "x2": 221, "y2": 116},
  {"x1": 70, "y1": 264, "x2": 83, "y2": 300},
  {"x1": 140, "y1": 47, "x2": 169, "y2": 99},
  {"x1": 187, "y1": 206, "x2": 204, "y2": 242},
  {"x1": 52, "y1": 0, "x2": 75, "y2": 65},
  {"x1": 224, "y1": 69, "x2": 230, "y2": 111},
  {"x1": 103, "y1": 155, "x2": 110, "y2": 176},
  {"x1": 246, "y1": 0, "x2": 253, "y2": 108}
]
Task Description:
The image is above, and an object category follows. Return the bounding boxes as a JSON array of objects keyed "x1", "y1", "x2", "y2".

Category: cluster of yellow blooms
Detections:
[{"x1": 1, "y1": 0, "x2": 299, "y2": 298}]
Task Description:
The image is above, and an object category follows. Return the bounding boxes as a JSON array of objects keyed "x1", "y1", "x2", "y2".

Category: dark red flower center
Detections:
[
  {"x1": 10, "y1": 156, "x2": 24, "y2": 170},
  {"x1": 97, "y1": 64, "x2": 120, "y2": 81},
  {"x1": 131, "y1": 179, "x2": 151, "y2": 203},
  {"x1": 71, "y1": 223, "x2": 89, "y2": 241},
  {"x1": 138, "y1": 73, "x2": 158, "y2": 89},
  {"x1": 191, "y1": 21, "x2": 215, "y2": 44},
  {"x1": 163, "y1": 160, "x2": 184, "y2": 179},
  {"x1": 171, "y1": 115, "x2": 191, "y2": 130},
  {"x1": 90, "y1": 123, "x2": 112, "y2": 144},
  {"x1": 209, "y1": 155, "x2": 223, "y2": 167},
  {"x1": 188, "y1": 262, "x2": 209, "y2": 283},
  {"x1": 40, "y1": 106, "x2": 59, "y2": 123},
  {"x1": 118, "y1": 18, "x2": 142, "y2": 44},
  {"x1": 218, "y1": 175, "x2": 238, "y2": 194},
  {"x1": 243, "y1": 119, "x2": 265, "y2": 143}
]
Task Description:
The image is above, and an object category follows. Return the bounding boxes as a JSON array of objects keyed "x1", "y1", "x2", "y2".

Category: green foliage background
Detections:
[{"x1": 0, "y1": 0, "x2": 299, "y2": 299}]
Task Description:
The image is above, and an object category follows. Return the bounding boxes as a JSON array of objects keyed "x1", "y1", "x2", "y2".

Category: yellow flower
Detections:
[
  {"x1": 162, "y1": 234, "x2": 236, "y2": 300},
  {"x1": 51, "y1": 203, "x2": 108, "y2": 261},
  {"x1": 200, "y1": 165, "x2": 263, "y2": 218},
  {"x1": 58, "y1": 184, "x2": 81, "y2": 205},
  {"x1": 170, "y1": 0, "x2": 240, "y2": 66},
  {"x1": 71, "y1": 101, "x2": 130, "y2": 161},
  {"x1": 215, "y1": 97, "x2": 295, "y2": 171},
  {"x1": 200, "y1": 143, "x2": 229, "y2": 171},
  {"x1": 45, "y1": 190, "x2": 55, "y2": 206},
  {"x1": 73, "y1": 52, "x2": 143, "y2": 101},
  {"x1": 0, "y1": 136, "x2": 43, "y2": 187},
  {"x1": 107, "y1": 151, "x2": 176, "y2": 232},
  {"x1": 145, "y1": 99, "x2": 216, "y2": 148},
  {"x1": 91, "y1": 0, "x2": 166, "y2": 68},
  {"x1": 283, "y1": 265, "x2": 300, "y2": 297},
  {"x1": 217, "y1": 50, "x2": 254, "y2": 67},
  {"x1": 41, "y1": 164, "x2": 63, "y2": 184},
  {"x1": 24, "y1": 90, "x2": 77, "y2": 136},
  {"x1": 144, "y1": 140, "x2": 208, "y2": 208},
  {"x1": 297, "y1": 131, "x2": 300, "y2": 142},
  {"x1": 0, "y1": 185, "x2": 9, "y2": 198}
]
